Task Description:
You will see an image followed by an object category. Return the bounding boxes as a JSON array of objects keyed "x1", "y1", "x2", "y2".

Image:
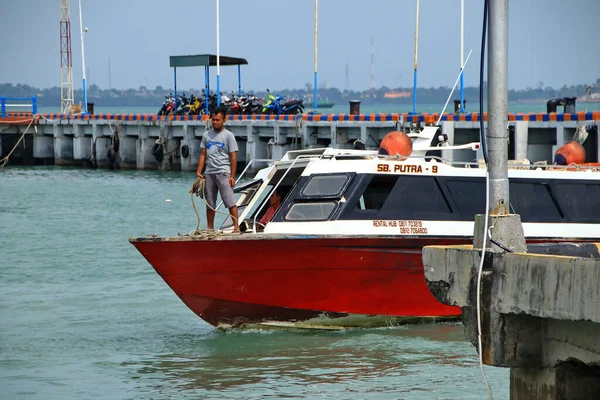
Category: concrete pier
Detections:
[
  {"x1": 1, "y1": 111, "x2": 599, "y2": 170},
  {"x1": 422, "y1": 243, "x2": 600, "y2": 399}
]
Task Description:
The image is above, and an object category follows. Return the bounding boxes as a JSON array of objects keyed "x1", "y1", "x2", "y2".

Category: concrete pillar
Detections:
[
  {"x1": 595, "y1": 122, "x2": 600, "y2": 163},
  {"x1": 302, "y1": 122, "x2": 313, "y2": 148},
  {"x1": 95, "y1": 137, "x2": 110, "y2": 168},
  {"x1": 271, "y1": 143, "x2": 292, "y2": 160},
  {"x1": 246, "y1": 125, "x2": 268, "y2": 172},
  {"x1": 272, "y1": 122, "x2": 283, "y2": 146},
  {"x1": 120, "y1": 136, "x2": 137, "y2": 169},
  {"x1": 53, "y1": 125, "x2": 74, "y2": 166},
  {"x1": 180, "y1": 124, "x2": 200, "y2": 172},
  {"x1": 236, "y1": 141, "x2": 247, "y2": 166},
  {"x1": 33, "y1": 135, "x2": 54, "y2": 159},
  {"x1": 514, "y1": 121, "x2": 529, "y2": 160},
  {"x1": 136, "y1": 126, "x2": 156, "y2": 170},
  {"x1": 73, "y1": 137, "x2": 92, "y2": 164},
  {"x1": 441, "y1": 121, "x2": 455, "y2": 162},
  {"x1": 162, "y1": 138, "x2": 180, "y2": 171},
  {"x1": 72, "y1": 125, "x2": 91, "y2": 165},
  {"x1": 511, "y1": 365, "x2": 600, "y2": 400},
  {"x1": 360, "y1": 125, "x2": 368, "y2": 149},
  {"x1": 330, "y1": 125, "x2": 339, "y2": 148}
]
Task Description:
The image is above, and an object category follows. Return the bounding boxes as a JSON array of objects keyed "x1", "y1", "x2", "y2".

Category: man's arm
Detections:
[
  {"x1": 228, "y1": 151, "x2": 237, "y2": 187},
  {"x1": 197, "y1": 148, "x2": 207, "y2": 178}
]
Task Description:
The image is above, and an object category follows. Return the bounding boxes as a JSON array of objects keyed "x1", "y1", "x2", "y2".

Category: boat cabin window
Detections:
[
  {"x1": 220, "y1": 179, "x2": 263, "y2": 229},
  {"x1": 356, "y1": 175, "x2": 399, "y2": 210},
  {"x1": 301, "y1": 174, "x2": 352, "y2": 198},
  {"x1": 285, "y1": 202, "x2": 336, "y2": 221},
  {"x1": 444, "y1": 179, "x2": 485, "y2": 215},
  {"x1": 552, "y1": 182, "x2": 600, "y2": 221},
  {"x1": 389, "y1": 176, "x2": 451, "y2": 214},
  {"x1": 342, "y1": 174, "x2": 452, "y2": 220},
  {"x1": 510, "y1": 182, "x2": 563, "y2": 221}
]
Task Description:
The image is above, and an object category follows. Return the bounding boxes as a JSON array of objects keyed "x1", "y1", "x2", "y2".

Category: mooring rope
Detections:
[
  {"x1": 0, "y1": 115, "x2": 38, "y2": 168},
  {"x1": 188, "y1": 176, "x2": 239, "y2": 236}
]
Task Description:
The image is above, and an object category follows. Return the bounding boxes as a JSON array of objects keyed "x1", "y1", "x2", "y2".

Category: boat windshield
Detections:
[{"x1": 219, "y1": 178, "x2": 263, "y2": 230}]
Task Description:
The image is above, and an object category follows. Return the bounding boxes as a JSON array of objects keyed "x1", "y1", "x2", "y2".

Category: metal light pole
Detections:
[
  {"x1": 78, "y1": 0, "x2": 87, "y2": 113},
  {"x1": 314, "y1": 0, "x2": 319, "y2": 111},
  {"x1": 487, "y1": 0, "x2": 510, "y2": 215},
  {"x1": 216, "y1": 0, "x2": 221, "y2": 107}
]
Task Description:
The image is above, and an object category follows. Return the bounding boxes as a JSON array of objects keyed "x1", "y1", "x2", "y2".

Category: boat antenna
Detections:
[
  {"x1": 435, "y1": 49, "x2": 472, "y2": 125},
  {"x1": 459, "y1": 0, "x2": 465, "y2": 112},
  {"x1": 371, "y1": 36, "x2": 375, "y2": 96},
  {"x1": 314, "y1": 0, "x2": 319, "y2": 111},
  {"x1": 412, "y1": 0, "x2": 420, "y2": 113}
]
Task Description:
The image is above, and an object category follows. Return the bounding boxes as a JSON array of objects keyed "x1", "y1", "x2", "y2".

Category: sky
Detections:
[{"x1": 1, "y1": 0, "x2": 599, "y2": 92}]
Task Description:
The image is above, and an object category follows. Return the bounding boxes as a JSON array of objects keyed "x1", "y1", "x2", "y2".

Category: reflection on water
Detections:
[{"x1": 123, "y1": 324, "x2": 492, "y2": 399}]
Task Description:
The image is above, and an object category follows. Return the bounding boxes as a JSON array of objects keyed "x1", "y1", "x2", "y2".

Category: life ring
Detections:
[
  {"x1": 181, "y1": 144, "x2": 190, "y2": 158},
  {"x1": 151, "y1": 142, "x2": 164, "y2": 163}
]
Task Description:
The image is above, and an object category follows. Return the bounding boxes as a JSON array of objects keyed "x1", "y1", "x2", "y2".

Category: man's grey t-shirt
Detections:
[{"x1": 200, "y1": 128, "x2": 239, "y2": 175}]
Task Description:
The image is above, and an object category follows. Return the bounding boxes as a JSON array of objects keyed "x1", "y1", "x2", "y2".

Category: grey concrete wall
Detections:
[
  {"x1": 2, "y1": 117, "x2": 599, "y2": 170},
  {"x1": 33, "y1": 135, "x2": 54, "y2": 159},
  {"x1": 423, "y1": 244, "x2": 600, "y2": 399}
]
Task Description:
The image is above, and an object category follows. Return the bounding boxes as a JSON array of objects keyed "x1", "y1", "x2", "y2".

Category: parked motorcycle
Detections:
[
  {"x1": 261, "y1": 90, "x2": 304, "y2": 115},
  {"x1": 182, "y1": 94, "x2": 202, "y2": 115},
  {"x1": 157, "y1": 94, "x2": 175, "y2": 115},
  {"x1": 173, "y1": 93, "x2": 189, "y2": 115}
]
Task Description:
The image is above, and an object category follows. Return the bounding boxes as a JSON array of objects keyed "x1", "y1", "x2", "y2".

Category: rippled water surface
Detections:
[{"x1": 0, "y1": 167, "x2": 509, "y2": 399}]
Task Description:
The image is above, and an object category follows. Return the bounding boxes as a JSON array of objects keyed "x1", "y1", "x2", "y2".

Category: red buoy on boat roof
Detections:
[
  {"x1": 378, "y1": 131, "x2": 413, "y2": 158},
  {"x1": 554, "y1": 141, "x2": 586, "y2": 165}
]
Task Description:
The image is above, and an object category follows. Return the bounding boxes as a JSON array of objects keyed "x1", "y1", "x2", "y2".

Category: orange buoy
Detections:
[
  {"x1": 378, "y1": 131, "x2": 413, "y2": 158},
  {"x1": 554, "y1": 141, "x2": 586, "y2": 165}
]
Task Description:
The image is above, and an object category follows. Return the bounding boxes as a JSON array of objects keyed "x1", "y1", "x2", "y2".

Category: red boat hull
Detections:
[{"x1": 130, "y1": 236, "x2": 465, "y2": 328}]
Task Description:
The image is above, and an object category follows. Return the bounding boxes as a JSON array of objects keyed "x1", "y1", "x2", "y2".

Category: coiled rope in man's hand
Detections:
[
  {"x1": 189, "y1": 176, "x2": 206, "y2": 233},
  {"x1": 190, "y1": 176, "x2": 205, "y2": 199}
]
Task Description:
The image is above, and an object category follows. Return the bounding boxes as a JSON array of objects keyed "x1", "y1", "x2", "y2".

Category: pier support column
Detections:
[
  {"x1": 180, "y1": 124, "x2": 200, "y2": 172},
  {"x1": 440, "y1": 121, "x2": 456, "y2": 161},
  {"x1": 120, "y1": 126, "x2": 137, "y2": 169},
  {"x1": 136, "y1": 126, "x2": 156, "y2": 170},
  {"x1": 33, "y1": 134, "x2": 54, "y2": 162},
  {"x1": 511, "y1": 364, "x2": 600, "y2": 400},
  {"x1": 360, "y1": 125, "x2": 369, "y2": 149},
  {"x1": 514, "y1": 121, "x2": 529, "y2": 160},
  {"x1": 271, "y1": 144, "x2": 293, "y2": 160},
  {"x1": 73, "y1": 124, "x2": 91, "y2": 166},
  {"x1": 271, "y1": 121, "x2": 291, "y2": 159},
  {"x1": 94, "y1": 137, "x2": 111, "y2": 168},
  {"x1": 161, "y1": 138, "x2": 180, "y2": 171},
  {"x1": 245, "y1": 125, "x2": 268, "y2": 171},
  {"x1": 330, "y1": 125, "x2": 340, "y2": 148},
  {"x1": 53, "y1": 125, "x2": 74, "y2": 166},
  {"x1": 91, "y1": 124, "x2": 109, "y2": 168}
]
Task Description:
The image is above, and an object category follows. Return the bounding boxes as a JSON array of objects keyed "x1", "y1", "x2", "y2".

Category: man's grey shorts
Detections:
[{"x1": 204, "y1": 173, "x2": 236, "y2": 209}]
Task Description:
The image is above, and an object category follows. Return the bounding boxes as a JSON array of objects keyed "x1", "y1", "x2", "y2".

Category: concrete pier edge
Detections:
[
  {"x1": 422, "y1": 242, "x2": 600, "y2": 399},
  {"x1": 1, "y1": 111, "x2": 599, "y2": 170}
]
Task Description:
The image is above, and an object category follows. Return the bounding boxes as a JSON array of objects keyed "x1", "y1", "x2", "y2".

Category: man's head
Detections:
[
  {"x1": 269, "y1": 189, "x2": 282, "y2": 208},
  {"x1": 211, "y1": 107, "x2": 227, "y2": 132}
]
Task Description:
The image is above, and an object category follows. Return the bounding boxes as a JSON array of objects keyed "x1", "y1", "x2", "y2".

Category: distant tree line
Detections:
[{"x1": 1, "y1": 79, "x2": 598, "y2": 108}]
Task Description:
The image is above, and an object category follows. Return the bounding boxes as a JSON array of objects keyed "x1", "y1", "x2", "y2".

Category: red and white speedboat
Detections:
[{"x1": 130, "y1": 126, "x2": 600, "y2": 329}]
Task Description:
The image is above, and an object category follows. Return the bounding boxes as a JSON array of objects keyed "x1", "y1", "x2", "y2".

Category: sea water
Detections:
[{"x1": 0, "y1": 167, "x2": 509, "y2": 399}]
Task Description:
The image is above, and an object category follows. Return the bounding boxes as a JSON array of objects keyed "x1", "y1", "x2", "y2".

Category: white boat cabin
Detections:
[{"x1": 222, "y1": 126, "x2": 600, "y2": 240}]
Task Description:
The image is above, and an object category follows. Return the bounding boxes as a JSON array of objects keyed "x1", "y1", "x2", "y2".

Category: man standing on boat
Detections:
[{"x1": 196, "y1": 107, "x2": 240, "y2": 232}]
